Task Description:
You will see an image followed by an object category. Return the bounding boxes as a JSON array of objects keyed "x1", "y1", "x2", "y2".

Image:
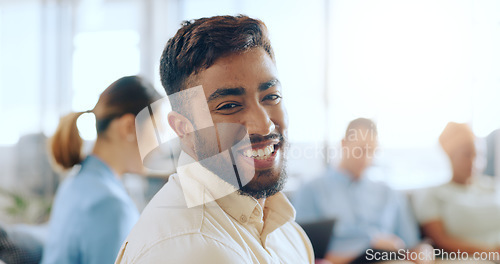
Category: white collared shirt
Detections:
[
  {"x1": 413, "y1": 176, "x2": 500, "y2": 248},
  {"x1": 115, "y1": 152, "x2": 314, "y2": 263}
]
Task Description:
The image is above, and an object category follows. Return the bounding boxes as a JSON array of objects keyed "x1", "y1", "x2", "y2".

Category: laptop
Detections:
[{"x1": 298, "y1": 218, "x2": 336, "y2": 259}]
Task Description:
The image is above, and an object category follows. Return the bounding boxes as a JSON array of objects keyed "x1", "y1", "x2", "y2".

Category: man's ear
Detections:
[
  {"x1": 168, "y1": 111, "x2": 194, "y2": 138},
  {"x1": 168, "y1": 111, "x2": 195, "y2": 155}
]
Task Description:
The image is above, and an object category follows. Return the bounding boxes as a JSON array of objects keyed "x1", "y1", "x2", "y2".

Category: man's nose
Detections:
[{"x1": 243, "y1": 105, "x2": 275, "y2": 136}]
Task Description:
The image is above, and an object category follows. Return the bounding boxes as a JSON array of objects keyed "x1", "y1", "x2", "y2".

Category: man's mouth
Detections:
[
  {"x1": 234, "y1": 140, "x2": 280, "y2": 170},
  {"x1": 242, "y1": 144, "x2": 275, "y2": 160}
]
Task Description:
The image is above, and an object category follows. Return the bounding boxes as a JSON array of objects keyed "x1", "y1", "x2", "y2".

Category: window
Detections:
[
  {"x1": 72, "y1": 30, "x2": 140, "y2": 112},
  {"x1": 326, "y1": 0, "x2": 500, "y2": 189},
  {"x1": 0, "y1": 1, "x2": 43, "y2": 145},
  {"x1": 1, "y1": 0, "x2": 499, "y2": 190}
]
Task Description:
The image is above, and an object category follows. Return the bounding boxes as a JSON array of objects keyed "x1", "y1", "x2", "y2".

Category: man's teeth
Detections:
[{"x1": 243, "y1": 145, "x2": 275, "y2": 159}]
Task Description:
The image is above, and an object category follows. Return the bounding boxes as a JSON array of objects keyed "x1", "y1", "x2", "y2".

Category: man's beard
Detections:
[
  {"x1": 237, "y1": 155, "x2": 288, "y2": 199},
  {"x1": 193, "y1": 125, "x2": 288, "y2": 199}
]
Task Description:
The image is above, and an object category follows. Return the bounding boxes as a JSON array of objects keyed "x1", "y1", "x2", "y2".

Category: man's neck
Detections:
[
  {"x1": 451, "y1": 173, "x2": 472, "y2": 185},
  {"x1": 338, "y1": 161, "x2": 362, "y2": 181}
]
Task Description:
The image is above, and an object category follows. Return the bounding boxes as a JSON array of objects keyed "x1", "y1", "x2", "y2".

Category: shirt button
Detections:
[{"x1": 240, "y1": 215, "x2": 247, "y2": 222}]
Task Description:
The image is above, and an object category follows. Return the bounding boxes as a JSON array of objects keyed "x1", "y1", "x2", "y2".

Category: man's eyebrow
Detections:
[
  {"x1": 259, "y1": 79, "x2": 280, "y2": 91},
  {"x1": 207, "y1": 87, "x2": 245, "y2": 102}
]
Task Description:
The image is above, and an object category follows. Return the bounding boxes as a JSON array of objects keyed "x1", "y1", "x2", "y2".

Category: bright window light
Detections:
[
  {"x1": 72, "y1": 30, "x2": 140, "y2": 112},
  {"x1": 72, "y1": 30, "x2": 140, "y2": 139},
  {"x1": 328, "y1": 0, "x2": 500, "y2": 148},
  {"x1": 77, "y1": 112, "x2": 97, "y2": 141}
]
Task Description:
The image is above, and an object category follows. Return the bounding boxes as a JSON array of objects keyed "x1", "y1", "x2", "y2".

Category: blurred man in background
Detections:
[
  {"x1": 413, "y1": 122, "x2": 500, "y2": 261},
  {"x1": 293, "y1": 118, "x2": 423, "y2": 264}
]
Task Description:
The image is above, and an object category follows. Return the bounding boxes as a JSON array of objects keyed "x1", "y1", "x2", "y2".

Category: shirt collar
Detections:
[
  {"x1": 177, "y1": 151, "x2": 241, "y2": 208},
  {"x1": 263, "y1": 192, "x2": 296, "y2": 224}
]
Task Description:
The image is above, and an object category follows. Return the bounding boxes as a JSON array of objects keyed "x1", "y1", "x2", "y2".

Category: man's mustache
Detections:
[{"x1": 248, "y1": 132, "x2": 285, "y2": 145}]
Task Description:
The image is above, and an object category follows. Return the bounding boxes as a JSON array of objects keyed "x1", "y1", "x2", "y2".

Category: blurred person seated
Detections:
[
  {"x1": 413, "y1": 122, "x2": 500, "y2": 256},
  {"x1": 293, "y1": 118, "x2": 424, "y2": 264},
  {"x1": 0, "y1": 223, "x2": 41, "y2": 264},
  {"x1": 41, "y1": 76, "x2": 162, "y2": 264}
]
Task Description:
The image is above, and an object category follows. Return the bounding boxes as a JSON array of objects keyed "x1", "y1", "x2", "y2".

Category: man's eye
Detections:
[
  {"x1": 216, "y1": 103, "x2": 241, "y2": 111},
  {"x1": 263, "y1": 94, "x2": 282, "y2": 102}
]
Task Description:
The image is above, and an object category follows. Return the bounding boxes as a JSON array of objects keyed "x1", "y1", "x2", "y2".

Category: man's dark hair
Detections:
[{"x1": 159, "y1": 15, "x2": 275, "y2": 100}]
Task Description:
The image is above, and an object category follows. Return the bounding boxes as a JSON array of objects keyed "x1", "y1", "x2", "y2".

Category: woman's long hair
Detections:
[{"x1": 50, "y1": 76, "x2": 162, "y2": 169}]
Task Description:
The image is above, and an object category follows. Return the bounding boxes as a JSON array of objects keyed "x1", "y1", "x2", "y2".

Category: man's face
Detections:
[
  {"x1": 187, "y1": 48, "x2": 288, "y2": 199},
  {"x1": 342, "y1": 128, "x2": 378, "y2": 177},
  {"x1": 449, "y1": 140, "x2": 476, "y2": 183}
]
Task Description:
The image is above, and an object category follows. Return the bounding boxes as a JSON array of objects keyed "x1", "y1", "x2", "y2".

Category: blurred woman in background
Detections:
[
  {"x1": 41, "y1": 76, "x2": 161, "y2": 264},
  {"x1": 413, "y1": 122, "x2": 500, "y2": 259}
]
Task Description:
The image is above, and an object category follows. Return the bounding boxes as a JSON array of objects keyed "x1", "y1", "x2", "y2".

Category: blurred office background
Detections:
[{"x1": 0, "y1": 0, "x2": 499, "y2": 224}]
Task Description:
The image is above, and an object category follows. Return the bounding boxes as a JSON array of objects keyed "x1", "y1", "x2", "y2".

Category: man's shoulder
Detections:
[
  {"x1": 116, "y1": 232, "x2": 248, "y2": 263},
  {"x1": 116, "y1": 175, "x2": 244, "y2": 263},
  {"x1": 358, "y1": 173, "x2": 392, "y2": 189},
  {"x1": 123, "y1": 175, "x2": 203, "y2": 242}
]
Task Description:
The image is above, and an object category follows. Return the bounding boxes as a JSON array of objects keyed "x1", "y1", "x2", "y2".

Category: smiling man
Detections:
[{"x1": 115, "y1": 15, "x2": 314, "y2": 264}]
